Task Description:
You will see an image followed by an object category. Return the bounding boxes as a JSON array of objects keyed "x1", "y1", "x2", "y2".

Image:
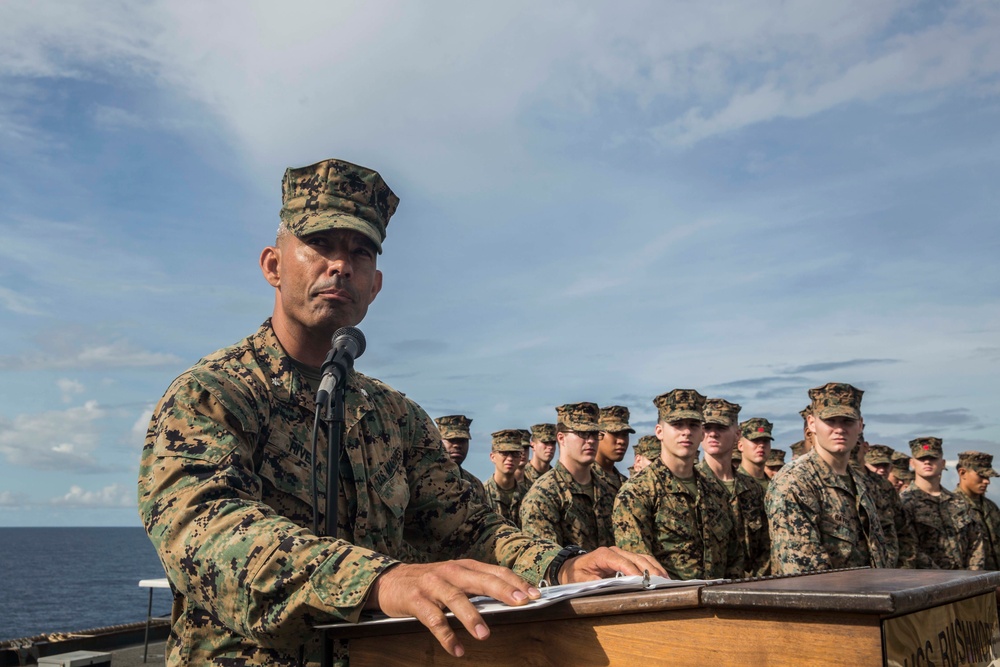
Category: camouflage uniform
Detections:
[
  {"x1": 139, "y1": 321, "x2": 561, "y2": 666},
  {"x1": 520, "y1": 462, "x2": 616, "y2": 551},
  {"x1": 615, "y1": 458, "x2": 743, "y2": 580},
  {"x1": 138, "y1": 160, "x2": 563, "y2": 666},
  {"x1": 613, "y1": 389, "x2": 743, "y2": 580},
  {"x1": 955, "y1": 451, "x2": 1000, "y2": 570},
  {"x1": 697, "y1": 459, "x2": 770, "y2": 577},
  {"x1": 765, "y1": 384, "x2": 891, "y2": 575},
  {"x1": 484, "y1": 429, "x2": 530, "y2": 528},
  {"x1": 593, "y1": 464, "x2": 627, "y2": 492},
  {"x1": 852, "y1": 459, "x2": 917, "y2": 568},
  {"x1": 459, "y1": 468, "x2": 488, "y2": 505},
  {"x1": 523, "y1": 461, "x2": 546, "y2": 488},
  {"x1": 901, "y1": 437, "x2": 986, "y2": 570},
  {"x1": 903, "y1": 485, "x2": 986, "y2": 570},
  {"x1": 768, "y1": 449, "x2": 891, "y2": 574}
]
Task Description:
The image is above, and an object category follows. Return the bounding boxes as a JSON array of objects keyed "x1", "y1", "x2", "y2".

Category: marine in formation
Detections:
[
  {"x1": 614, "y1": 389, "x2": 744, "y2": 580},
  {"x1": 766, "y1": 383, "x2": 891, "y2": 574},
  {"x1": 519, "y1": 402, "x2": 616, "y2": 551}
]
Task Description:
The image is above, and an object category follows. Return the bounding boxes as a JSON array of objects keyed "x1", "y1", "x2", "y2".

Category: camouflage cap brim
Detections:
[
  {"x1": 281, "y1": 211, "x2": 384, "y2": 253},
  {"x1": 664, "y1": 410, "x2": 703, "y2": 423},
  {"x1": 600, "y1": 421, "x2": 635, "y2": 434},
  {"x1": 439, "y1": 427, "x2": 471, "y2": 440},
  {"x1": 563, "y1": 420, "x2": 601, "y2": 432},
  {"x1": 814, "y1": 405, "x2": 861, "y2": 420},
  {"x1": 493, "y1": 443, "x2": 524, "y2": 453}
]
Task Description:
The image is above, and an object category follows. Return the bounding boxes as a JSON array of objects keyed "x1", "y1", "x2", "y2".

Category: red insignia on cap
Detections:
[
  {"x1": 923, "y1": 444, "x2": 930, "y2": 450},
  {"x1": 757, "y1": 427, "x2": 765, "y2": 433}
]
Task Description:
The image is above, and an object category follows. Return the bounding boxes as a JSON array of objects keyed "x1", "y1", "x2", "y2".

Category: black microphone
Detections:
[{"x1": 316, "y1": 327, "x2": 366, "y2": 407}]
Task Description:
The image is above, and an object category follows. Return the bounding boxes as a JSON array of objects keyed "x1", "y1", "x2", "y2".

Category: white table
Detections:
[{"x1": 138, "y1": 578, "x2": 170, "y2": 663}]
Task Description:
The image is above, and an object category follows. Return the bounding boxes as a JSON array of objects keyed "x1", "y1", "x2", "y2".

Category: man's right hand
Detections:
[{"x1": 364, "y1": 560, "x2": 541, "y2": 658}]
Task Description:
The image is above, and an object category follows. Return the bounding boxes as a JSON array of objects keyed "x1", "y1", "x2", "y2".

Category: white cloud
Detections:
[
  {"x1": 51, "y1": 483, "x2": 132, "y2": 508},
  {"x1": 5, "y1": 0, "x2": 995, "y2": 176},
  {"x1": 0, "y1": 340, "x2": 182, "y2": 371},
  {"x1": 57, "y1": 378, "x2": 86, "y2": 403},
  {"x1": 0, "y1": 285, "x2": 43, "y2": 316},
  {"x1": 0, "y1": 400, "x2": 106, "y2": 471}
]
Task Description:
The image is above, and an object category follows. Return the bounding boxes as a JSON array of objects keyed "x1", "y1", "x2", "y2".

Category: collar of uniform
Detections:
[
  {"x1": 803, "y1": 449, "x2": 868, "y2": 493},
  {"x1": 910, "y1": 485, "x2": 956, "y2": 503},
  {"x1": 650, "y1": 457, "x2": 703, "y2": 496},
  {"x1": 250, "y1": 319, "x2": 374, "y2": 430},
  {"x1": 553, "y1": 461, "x2": 595, "y2": 492}
]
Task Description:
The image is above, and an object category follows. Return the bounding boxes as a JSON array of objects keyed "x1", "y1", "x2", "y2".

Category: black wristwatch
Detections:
[{"x1": 545, "y1": 545, "x2": 588, "y2": 585}]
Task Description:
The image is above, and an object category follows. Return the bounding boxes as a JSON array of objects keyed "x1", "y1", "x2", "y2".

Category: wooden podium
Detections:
[{"x1": 322, "y1": 569, "x2": 1000, "y2": 666}]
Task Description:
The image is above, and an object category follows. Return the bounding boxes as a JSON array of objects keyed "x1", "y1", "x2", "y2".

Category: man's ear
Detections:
[
  {"x1": 370, "y1": 269, "x2": 383, "y2": 302},
  {"x1": 260, "y1": 245, "x2": 281, "y2": 288}
]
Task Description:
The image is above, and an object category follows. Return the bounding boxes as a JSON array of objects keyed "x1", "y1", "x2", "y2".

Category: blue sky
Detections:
[{"x1": 1, "y1": 1, "x2": 998, "y2": 525}]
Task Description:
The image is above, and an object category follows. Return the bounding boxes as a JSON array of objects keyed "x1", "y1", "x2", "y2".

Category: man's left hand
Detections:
[{"x1": 558, "y1": 546, "x2": 667, "y2": 584}]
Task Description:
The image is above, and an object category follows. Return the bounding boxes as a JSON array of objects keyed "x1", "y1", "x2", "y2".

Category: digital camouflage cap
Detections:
[
  {"x1": 765, "y1": 449, "x2": 786, "y2": 467},
  {"x1": 555, "y1": 402, "x2": 601, "y2": 432},
  {"x1": 652, "y1": 389, "x2": 706, "y2": 423},
  {"x1": 865, "y1": 444, "x2": 894, "y2": 466},
  {"x1": 280, "y1": 158, "x2": 399, "y2": 253},
  {"x1": 519, "y1": 429, "x2": 532, "y2": 447},
  {"x1": 808, "y1": 383, "x2": 863, "y2": 420},
  {"x1": 789, "y1": 439, "x2": 807, "y2": 457},
  {"x1": 891, "y1": 451, "x2": 914, "y2": 480},
  {"x1": 740, "y1": 417, "x2": 774, "y2": 441},
  {"x1": 599, "y1": 405, "x2": 636, "y2": 433},
  {"x1": 435, "y1": 414, "x2": 472, "y2": 440},
  {"x1": 703, "y1": 398, "x2": 741, "y2": 427},
  {"x1": 530, "y1": 423, "x2": 557, "y2": 443},
  {"x1": 634, "y1": 435, "x2": 661, "y2": 459},
  {"x1": 491, "y1": 429, "x2": 526, "y2": 453},
  {"x1": 799, "y1": 405, "x2": 813, "y2": 422},
  {"x1": 909, "y1": 437, "x2": 943, "y2": 459},
  {"x1": 957, "y1": 451, "x2": 999, "y2": 478}
]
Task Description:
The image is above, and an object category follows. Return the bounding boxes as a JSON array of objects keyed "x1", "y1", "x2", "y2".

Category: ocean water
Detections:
[{"x1": 0, "y1": 527, "x2": 170, "y2": 641}]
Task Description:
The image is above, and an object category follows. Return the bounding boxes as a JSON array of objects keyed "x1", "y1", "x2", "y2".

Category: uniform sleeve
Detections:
[
  {"x1": 765, "y1": 475, "x2": 831, "y2": 575},
  {"x1": 613, "y1": 479, "x2": 657, "y2": 556},
  {"x1": 138, "y1": 374, "x2": 399, "y2": 651},
  {"x1": 395, "y1": 398, "x2": 563, "y2": 583},
  {"x1": 724, "y1": 511, "x2": 745, "y2": 580},
  {"x1": 965, "y1": 512, "x2": 987, "y2": 570},
  {"x1": 519, "y1": 481, "x2": 565, "y2": 547},
  {"x1": 890, "y1": 492, "x2": 917, "y2": 569},
  {"x1": 901, "y1": 496, "x2": 941, "y2": 570}
]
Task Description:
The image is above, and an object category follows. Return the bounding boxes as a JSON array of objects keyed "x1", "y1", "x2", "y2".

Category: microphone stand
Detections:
[
  {"x1": 321, "y1": 380, "x2": 346, "y2": 540},
  {"x1": 314, "y1": 351, "x2": 354, "y2": 667}
]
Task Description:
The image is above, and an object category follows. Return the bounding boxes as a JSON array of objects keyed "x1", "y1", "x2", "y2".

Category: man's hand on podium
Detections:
[
  {"x1": 557, "y1": 546, "x2": 667, "y2": 585},
  {"x1": 363, "y1": 549, "x2": 667, "y2": 658},
  {"x1": 364, "y1": 559, "x2": 541, "y2": 658}
]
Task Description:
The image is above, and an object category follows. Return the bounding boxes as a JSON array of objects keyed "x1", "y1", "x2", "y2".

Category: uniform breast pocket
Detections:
[
  {"x1": 707, "y1": 510, "x2": 734, "y2": 545},
  {"x1": 371, "y1": 449, "x2": 409, "y2": 519},
  {"x1": 256, "y1": 436, "x2": 317, "y2": 523},
  {"x1": 818, "y1": 513, "x2": 856, "y2": 544}
]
